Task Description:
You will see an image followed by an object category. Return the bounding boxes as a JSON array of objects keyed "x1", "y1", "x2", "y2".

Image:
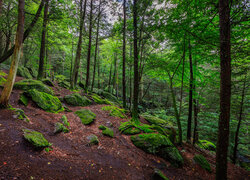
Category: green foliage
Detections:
[
  {"x1": 61, "y1": 115, "x2": 70, "y2": 127},
  {"x1": 23, "y1": 129, "x2": 51, "y2": 148},
  {"x1": 42, "y1": 79, "x2": 54, "y2": 87},
  {"x1": 14, "y1": 79, "x2": 54, "y2": 95},
  {"x1": 91, "y1": 93, "x2": 112, "y2": 105},
  {"x1": 99, "y1": 125, "x2": 114, "y2": 138},
  {"x1": 193, "y1": 154, "x2": 212, "y2": 172},
  {"x1": 9, "y1": 107, "x2": 30, "y2": 123},
  {"x1": 119, "y1": 121, "x2": 141, "y2": 135},
  {"x1": 54, "y1": 122, "x2": 69, "y2": 134},
  {"x1": 17, "y1": 66, "x2": 33, "y2": 79},
  {"x1": 19, "y1": 93, "x2": 29, "y2": 106},
  {"x1": 0, "y1": 71, "x2": 6, "y2": 87},
  {"x1": 27, "y1": 89, "x2": 64, "y2": 113},
  {"x1": 197, "y1": 140, "x2": 216, "y2": 151},
  {"x1": 75, "y1": 109, "x2": 96, "y2": 125},
  {"x1": 153, "y1": 169, "x2": 169, "y2": 180},
  {"x1": 64, "y1": 93, "x2": 91, "y2": 106},
  {"x1": 101, "y1": 105, "x2": 126, "y2": 118}
]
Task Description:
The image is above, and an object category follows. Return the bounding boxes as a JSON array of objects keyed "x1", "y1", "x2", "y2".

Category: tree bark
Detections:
[
  {"x1": 85, "y1": 0, "x2": 93, "y2": 91},
  {"x1": 71, "y1": 0, "x2": 87, "y2": 89},
  {"x1": 37, "y1": 0, "x2": 49, "y2": 80},
  {"x1": 179, "y1": 35, "x2": 186, "y2": 117},
  {"x1": 0, "y1": 0, "x2": 45, "y2": 64},
  {"x1": 0, "y1": 0, "x2": 25, "y2": 108},
  {"x1": 216, "y1": 0, "x2": 231, "y2": 179},
  {"x1": 0, "y1": 0, "x2": 3, "y2": 57},
  {"x1": 122, "y1": 0, "x2": 127, "y2": 108}
]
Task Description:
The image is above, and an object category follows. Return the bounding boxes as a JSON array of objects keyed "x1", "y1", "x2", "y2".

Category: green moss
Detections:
[
  {"x1": 93, "y1": 88, "x2": 121, "y2": 105},
  {"x1": 10, "y1": 107, "x2": 30, "y2": 122},
  {"x1": 27, "y1": 67, "x2": 38, "y2": 78},
  {"x1": 58, "y1": 81, "x2": 70, "y2": 89},
  {"x1": 42, "y1": 79, "x2": 54, "y2": 87},
  {"x1": 99, "y1": 125, "x2": 114, "y2": 138},
  {"x1": 0, "y1": 71, "x2": 7, "y2": 76},
  {"x1": 19, "y1": 93, "x2": 29, "y2": 106},
  {"x1": 91, "y1": 93, "x2": 112, "y2": 105},
  {"x1": 142, "y1": 114, "x2": 173, "y2": 126},
  {"x1": 131, "y1": 133, "x2": 183, "y2": 167},
  {"x1": 101, "y1": 105, "x2": 126, "y2": 118},
  {"x1": 64, "y1": 93, "x2": 91, "y2": 106},
  {"x1": 54, "y1": 122, "x2": 69, "y2": 134},
  {"x1": 75, "y1": 109, "x2": 96, "y2": 125},
  {"x1": 119, "y1": 121, "x2": 141, "y2": 135},
  {"x1": 14, "y1": 79, "x2": 54, "y2": 95},
  {"x1": 153, "y1": 169, "x2": 169, "y2": 180},
  {"x1": 87, "y1": 134, "x2": 99, "y2": 145},
  {"x1": 61, "y1": 115, "x2": 69, "y2": 126},
  {"x1": 17, "y1": 66, "x2": 33, "y2": 79},
  {"x1": 27, "y1": 89, "x2": 64, "y2": 113},
  {"x1": 23, "y1": 129, "x2": 51, "y2": 148},
  {"x1": 193, "y1": 154, "x2": 212, "y2": 172},
  {"x1": 99, "y1": 125, "x2": 106, "y2": 130},
  {"x1": 197, "y1": 140, "x2": 216, "y2": 151}
]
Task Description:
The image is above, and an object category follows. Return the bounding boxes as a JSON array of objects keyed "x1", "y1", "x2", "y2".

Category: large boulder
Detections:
[
  {"x1": 131, "y1": 133, "x2": 183, "y2": 167},
  {"x1": 17, "y1": 66, "x2": 33, "y2": 79},
  {"x1": 142, "y1": 114, "x2": 173, "y2": 127},
  {"x1": 27, "y1": 89, "x2": 64, "y2": 113},
  {"x1": 23, "y1": 129, "x2": 51, "y2": 148},
  {"x1": 14, "y1": 79, "x2": 54, "y2": 95},
  {"x1": 64, "y1": 93, "x2": 91, "y2": 106},
  {"x1": 75, "y1": 109, "x2": 96, "y2": 125}
]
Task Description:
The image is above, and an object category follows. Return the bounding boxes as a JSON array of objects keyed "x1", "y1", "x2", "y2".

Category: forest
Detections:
[{"x1": 0, "y1": 0, "x2": 249, "y2": 179}]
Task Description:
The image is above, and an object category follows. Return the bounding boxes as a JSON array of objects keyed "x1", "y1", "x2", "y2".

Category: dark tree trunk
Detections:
[
  {"x1": 179, "y1": 35, "x2": 186, "y2": 116},
  {"x1": 132, "y1": 0, "x2": 139, "y2": 122},
  {"x1": 216, "y1": 0, "x2": 231, "y2": 179},
  {"x1": 108, "y1": 63, "x2": 113, "y2": 91},
  {"x1": 71, "y1": 0, "x2": 87, "y2": 89},
  {"x1": 91, "y1": 0, "x2": 101, "y2": 91},
  {"x1": 187, "y1": 39, "x2": 193, "y2": 143},
  {"x1": 0, "y1": 0, "x2": 3, "y2": 57},
  {"x1": 112, "y1": 52, "x2": 117, "y2": 94},
  {"x1": 97, "y1": 46, "x2": 100, "y2": 89},
  {"x1": 85, "y1": 0, "x2": 93, "y2": 92},
  {"x1": 37, "y1": 0, "x2": 49, "y2": 80},
  {"x1": 0, "y1": 0, "x2": 45, "y2": 64},
  {"x1": 0, "y1": 0, "x2": 25, "y2": 108},
  {"x1": 122, "y1": 0, "x2": 127, "y2": 108}
]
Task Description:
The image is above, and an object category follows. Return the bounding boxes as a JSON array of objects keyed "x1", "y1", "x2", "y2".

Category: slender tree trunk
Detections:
[
  {"x1": 37, "y1": 0, "x2": 49, "y2": 80},
  {"x1": 112, "y1": 52, "x2": 117, "y2": 94},
  {"x1": 122, "y1": 0, "x2": 127, "y2": 108},
  {"x1": 91, "y1": 0, "x2": 101, "y2": 91},
  {"x1": 232, "y1": 75, "x2": 247, "y2": 164},
  {"x1": 71, "y1": 0, "x2": 87, "y2": 89},
  {"x1": 0, "y1": 0, "x2": 25, "y2": 108},
  {"x1": 0, "y1": 0, "x2": 3, "y2": 57},
  {"x1": 97, "y1": 46, "x2": 100, "y2": 89},
  {"x1": 187, "y1": 39, "x2": 193, "y2": 142},
  {"x1": 70, "y1": 34, "x2": 74, "y2": 82},
  {"x1": 179, "y1": 35, "x2": 186, "y2": 116},
  {"x1": 108, "y1": 62, "x2": 113, "y2": 91},
  {"x1": 85, "y1": 0, "x2": 93, "y2": 91},
  {"x1": 216, "y1": 0, "x2": 231, "y2": 179},
  {"x1": 132, "y1": 0, "x2": 139, "y2": 122}
]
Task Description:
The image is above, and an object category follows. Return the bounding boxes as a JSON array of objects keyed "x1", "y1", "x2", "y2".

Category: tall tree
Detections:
[
  {"x1": 0, "y1": 0, "x2": 25, "y2": 107},
  {"x1": 85, "y1": 0, "x2": 93, "y2": 91},
  {"x1": 37, "y1": 0, "x2": 49, "y2": 80},
  {"x1": 216, "y1": 0, "x2": 232, "y2": 179},
  {"x1": 71, "y1": 0, "x2": 87, "y2": 89},
  {"x1": 122, "y1": 0, "x2": 127, "y2": 108}
]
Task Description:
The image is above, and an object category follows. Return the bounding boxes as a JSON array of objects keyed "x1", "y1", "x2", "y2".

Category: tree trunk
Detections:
[
  {"x1": 216, "y1": 0, "x2": 231, "y2": 179},
  {"x1": 108, "y1": 62, "x2": 113, "y2": 91},
  {"x1": 85, "y1": 0, "x2": 93, "y2": 92},
  {"x1": 71, "y1": 0, "x2": 87, "y2": 89},
  {"x1": 91, "y1": 0, "x2": 101, "y2": 91},
  {"x1": 179, "y1": 35, "x2": 186, "y2": 116},
  {"x1": 97, "y1": 46, "x2": 100, "y2": 89},
  {"x1": 37, "y1": 0, "x2": 49, "y2": 80},
  {"x1": 0, "y1": 0, "x2": 3, "y2": 57},
  {"x1": 132, "y1": 0, "x2": 139, "y2": 123},
  {"x1": 187, "y1": 39, "x2": 193, "y2": 143},
  {"x1": 232, "y1": 75, "x2": 246, "y2": 164},
  {"x1": 0, "y1": 0, "x2": 25, "y2": 108},
  {"x1": 122, "y1": 0, "x2": 127, "y2": 108}
]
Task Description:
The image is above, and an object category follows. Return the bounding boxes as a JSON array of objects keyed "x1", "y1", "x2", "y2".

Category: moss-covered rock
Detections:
[
  {"x1": 101, "y1": 105, "x2": 126, "y2": 118},
  {"x1": 17, "y1": 66, "x2": 33, "y2": 79},
  {"x1": 142, "y1": 114, "x2": 173, "y2": 127},
  {"x1": 197, "y1": 140, "x2": 216, "y2": 151},
  {"x1": 58, "y1": 81, "x2": 70, "y2": 89},
  {"x1": 54, "y1": 122, "x2": 69, "y2": 134},
  {"x1": 27, "y1": 89, "x2": 64, "y2": 113},
  {"x1": 14, "y1": 79, "x2": 54, "y2": 95},
  {"x1": 42, "y1": 79, "x2": 54, "y2": 87},
  {"x1": 131, "y1": 133, "x2": 183, "y2": 167},
  {"x1": 61, "y1": 115, "x2": 69, "y2": 127},
  {"x1": 75, "y1": 109, "x2": 96, "y2": 125},
  {"x1": 23, "y1": 129, "x2": 51, "y2": 148},
  {"x1": 91, "y1": 93, "x2": 112, "y2": 105},
  {"x1": 19, "y1": 93, "x2": 29, "y2": 106},
  {"x1": 27, "y1": 67, "x2": 38, "y2": 78},
  {"x1": 64, "y1": 93, "x2": 91, "y2": 106},
  {"x1": 153, "y1": 169, "x2": 169, "y2": 180},
  {"x1": 10, "y1": 108, "x2": 30, "y2": 122},
  {"x1": 93, "y1": 88, "x2": 120, "y2": 105},
  {"x1": 119, "y1": 121, "x2": 141, "y2": 135},
  {"x1": 86, "y1": 134, "x2": 99, "y2": 145},
  {"x1": 99, "y1": 125, "x2": 114, "y2": 138},
  {"x1": 193, "y1": 154, "x2": 212, "y2": 172}
]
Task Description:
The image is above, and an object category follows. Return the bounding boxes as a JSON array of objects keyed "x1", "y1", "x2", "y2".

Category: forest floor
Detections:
[{"x1": 0, "y1": 73, "x2": 249, "y2": 180}]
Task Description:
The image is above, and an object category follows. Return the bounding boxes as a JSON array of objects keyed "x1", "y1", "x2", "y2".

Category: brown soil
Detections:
[{"x1": 0, "y1": 75, "x2": 249, "y2": 180}]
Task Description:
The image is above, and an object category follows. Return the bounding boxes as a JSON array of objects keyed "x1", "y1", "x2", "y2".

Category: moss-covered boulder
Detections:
[
  {"x1": 19, "y1": 93, "x2": 29, "y2": 106},
  {"x1": 93, "y1": 88, "x2": 120, "y2": 105},
  {"x1": 14, "y1": 79, "x2": 54, "y2": 95},
  {"x1": 119, "y1": 121, "x2": 141, "y2": 135},
  {"x1": 27, "y1": 89, "x2": 64, "y2": 113},
  {"x1": 101, "y1": 105, "x2": 126, "y2": 118},
  {"x1": 64, "y1": 93, "x2": 91, "y2": 106},
  {"x1": 75, "y1": 109, "x2": 96, "y2": 125},
  {"x1": 61, "y1": 115, "x2": 69, "y2": 127},
  {"x1": 153, "y1": 169, "x2": 169, "y2": 180},
  {"x1": 142, "y1": 114, "x2": 173, "y2": 127},
  {"x1": 99, "y1": 125, "x2": 114, "y2": 138},
  {"x1": 23, "y1": 129, "x2": 51, "y2": 148},
  {"x1": 86, "y1": 134, "x2": 99, "y2": 145},
  {"x1": 197, "y1": 140, "x2": 216, "y2": 151},
  {"x1": 131, "y1": 133, "x2": 183, "y2": 167},
  {"x1": 193, "y1": 154, "x2": 212, "y2": 172},
  {"x1": 42, "y1": 79, "x2": 54, "y2": 87},
  {"x1": 54, "y1": 122, "x2": 69, "y2": 134},
  {"x1": 27, "y1": 67, "x2": 38, "y2": 78},
  {"x1": 91, "y1": 93, "x2": 112, "y2": 105},
  {"x1": 17, "y1": 66, "x2": 33, "y2": 79}
]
